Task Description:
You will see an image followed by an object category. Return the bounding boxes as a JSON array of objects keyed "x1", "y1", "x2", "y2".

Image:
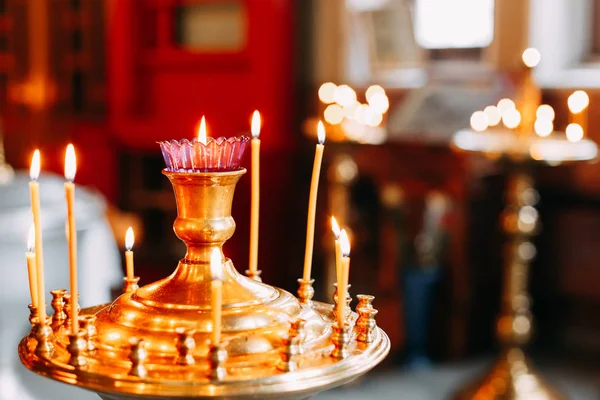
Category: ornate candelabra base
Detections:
[{"x1": 453, "y1": 348, "x2": 564, "y2": 400}]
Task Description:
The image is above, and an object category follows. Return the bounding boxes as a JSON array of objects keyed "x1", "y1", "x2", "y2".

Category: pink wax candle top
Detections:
[{"x1": 159, "y1": 117, "x2": 249, "y2": 172}]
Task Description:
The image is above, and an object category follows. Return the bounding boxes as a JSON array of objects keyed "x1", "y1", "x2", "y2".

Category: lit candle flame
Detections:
[
  {"x1": 522, "y1": 48, "x2": 541, "y2": 68},
  {"x1": 317, "y1": 121, "x2": 326, "y2": 145},
  {"x1": 331, "y1": 216, "x2": 340, "y2": 239},
  {"x1": 210, "y1": 248, "x2": 223, "y2": 281},
  {"x1": 251, "y1": 110, "x2": 261, "y2": 139},
  {"x1": 125, "y1": 227, "x2": 134, "y2": 251},
  {"x1": 27, "y1": 225, "x2": 35, "y2": 252},
  {"x1": 198, "y1": 116, "x2": 207, "y2": 145},
  {"x1": 30, "y1": 150, "x2": 40, "y2": 181},
  {"x1": 339, "y1": 229, "x2": 350, "y2": 257},
  {"x1": 64, "y1": 144, "x2": 77, "y2": 182}
]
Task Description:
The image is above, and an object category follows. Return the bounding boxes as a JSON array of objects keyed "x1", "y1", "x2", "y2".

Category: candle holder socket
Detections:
[
  {"x1": 63, "y1": 294, "x2": 80, "y2": 331},
  {"x1": 355, "y1": 294, "x2": 375, "y2": 311},
  {"x1": 50, "y1": 289, "x2": 67, "y2": 329},
  {"x1": 123, "y1": 276, "x2": 140, "y2": 293},
  {"x1": 28, "y1": 305, "x2": 39, "y2": 338},
  {"x1": 277, "y1": 319, "x2": 306, "y2": 372},
  {"x1": 332, "y1": 283, "x2": 352, "y2": 322},
  {"x1": 78, "y1": 315, "x2": 97, "y2": 352},
  {"x1": 34, "y1": 322, "x2": 55, "y2": 358},
  {"x1": 331, "y1": 323, "x2": 351, "y2": 360},
  {"x1": 356, "y1": 308, "x2": 378, "y2": 344},
  {"x1": 175, "y1": 328, "x2": 196, "y2": 366},
  {"x1": 245, "y1": 269, "x2": 262, "y2": 282},
  {"x1": 67, "y1": 329, "x2": 88, "y2": 368},
  {"x1": 128, "y1": 339, "x2": 148, "y2": 379},
  {"x1": 208, "y1": 343, "x2": 228, "y2": 381},
  {"x1": 297, "y1": 278, "x2": 315, "y2": 305}
]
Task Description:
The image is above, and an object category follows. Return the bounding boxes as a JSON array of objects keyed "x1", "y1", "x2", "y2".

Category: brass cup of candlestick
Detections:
[
  {"x1": 123, "y1": 276, "x2": 140, "y2": 293},
  {"x1": 28, "y1": 305, "x2": 39, "y2": 338},
  {"x1": 297, "y1": 278, "x2": 315, "y2": 305},
  {"x1": 67, "y1": 330, "x2": 88, "y2": 368},
  {"x1": 333, "y1": 283, "x2": 352, "y2": 322},
  {"x1": 50, "y1": 289, "x2": 67, "y2": 330},
  {"x1": 245, "y1": 269, "x2": 262, "y2": 282},
  {"x1": 208, "y1": 343, "x2": 228, "y2": 380},
  {"x1": 78, "y1": 315, "x2": 97, "y2": 352},
  {"x1": 35, "y1": 323, "x2": 55, "y2": 357},
  {"x1": 331, "y1": 323, "x2": 351, "y2": 360}
]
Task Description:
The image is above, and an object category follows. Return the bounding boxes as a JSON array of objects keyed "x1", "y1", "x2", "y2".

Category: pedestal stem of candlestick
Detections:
[{"x1": 453, "y1": 170, "x2": 564, "y2": 400}]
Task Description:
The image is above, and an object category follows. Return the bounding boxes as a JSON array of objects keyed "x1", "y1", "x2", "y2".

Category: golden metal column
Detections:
[{"x1": 454, "y1": 169, "x2": 563, "y2": 400}]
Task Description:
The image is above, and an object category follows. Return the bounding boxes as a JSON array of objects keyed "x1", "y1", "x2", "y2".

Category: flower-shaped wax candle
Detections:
[{"x1": 159, "y1": 117, "x2": 249, "y2": 172}]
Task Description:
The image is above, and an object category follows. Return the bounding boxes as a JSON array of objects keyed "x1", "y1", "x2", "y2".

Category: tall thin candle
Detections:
[
  {"x1": 125, "y1": 227, "x2": 135, "y2": 280},
  {"x1": 29, "y1": 150, "x2": 47, "y2": 324},
  {"x1": 302, "y1": 121, "x2": 326, "y2": 282},
  {"x1": 210, "y1": 248, "x2": 224, "y2": 345},
  {"x1": 26, "y1": 225, "x2": 38, "y2": 309},
  {"x1": 331, "y1": 216, "x2": 342, "y2": 291},
  {"x1": 337, "y1": 229, "x2": 351, "y2": 328},
  {"x1": 64, "y1": 144, "x2": 79, "y2": 333},
  {"x1": 249, "y1": 110, "x2": 261, "y2": 277}
]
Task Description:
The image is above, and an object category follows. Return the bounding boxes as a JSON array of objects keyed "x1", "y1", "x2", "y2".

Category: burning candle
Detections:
[
  {"x1": 568, "y1": 90, "x2": 589, "y2": 137},
  {"x1": 210, "y1": 248, "x2": 224, "y2": 345},
  {"x1": 198, "y1": 116, "x2": 207, "y2": 145},
  {"x1": 125, "y1": 227, "x2": 135, "y2": 280},
  {"x1": 302, "y1": 121, "x2": 326, "y2": 282},
  {"x1": 331, "y1": 216, "x2": 342, "y2": 291},
  {"x1": 249, "y1": 110, "x2": 261, "y2": 277},
  {"x1": 64, "y1": 144, "x2": 79, "y2": 333},
  {"x1": 26, "y1": 225, "x2": 38, "y2": 309},
  {"x1": 29, "y1": 150, "x2": 47, "y2": 324},
  {"x1": 337, "y1": 229, "x2": 351, "y2": 328}
]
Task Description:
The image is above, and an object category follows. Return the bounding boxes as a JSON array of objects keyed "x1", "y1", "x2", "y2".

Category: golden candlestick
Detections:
[{"x1": 19, "y1": 167, "x2": 389, "y2": 400}]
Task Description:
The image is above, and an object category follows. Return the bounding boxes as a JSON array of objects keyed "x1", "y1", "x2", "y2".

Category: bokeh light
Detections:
[
  {"x1": 497, "y1": 98, "x2": 516, "y2": 116},
  {"x1": 470, "y1": 111, "x2": 489, "y2": 132},
  {"x1": 502, "y1": 108, "x2": 521, "y2": 129},
  {"x1": 483, "y1": 105, "x2": 501, "y2": 126},
  {"x1": 334, "y1": 85, "x2": 357, "y2": 107},
  {"x1": 536, "y1": 105, "x2": 555, "y2": 121},
  {"x1": 365, "y1": 85, "x2": 385, "y2": 103},
  {"x1": 566, "y1": 123, "x2": 584, "y2": 142},
  {"x1": 522, "y1": 48, "x2": 541, "y2": 68},
  {"x1": 534, "y1": 118, "x2": 553, "y2": 137},
  {"x1": 324, "y1": 104, "x2": 344, "y2": 125},
  {"x1": 318, "y1": 82, "x2": 337, "y2": 104},
  {"x1": 568, "y1": 90, "x2": 589, "y2": 114}
]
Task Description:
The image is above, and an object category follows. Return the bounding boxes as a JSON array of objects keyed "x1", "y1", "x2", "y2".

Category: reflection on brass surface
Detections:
[
  {"x1": 50, "y1": 289, "x2": 67, "y2": 329},
  {"x1": 297, "y1": 278, "x2": 315, "y2": 305},
  {"x1": 19, "y1": 169, "x2": 390, "y2": 399},
  {"x1": 331, "y1": 324, "x2": 351, "y2": 360}
]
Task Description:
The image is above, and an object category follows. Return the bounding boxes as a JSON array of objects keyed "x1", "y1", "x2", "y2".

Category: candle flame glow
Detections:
[
  {"x1": 64, "y1": 144, "x2": 77, "y2": 181},
  {"x1": 331, "y1": 216, "x2": 341, "y2": 239},
  {"x1": 502, "y1": 108, "x2": 521, "y2": 129},
  {"x1": 339, "y1": 229, "x2": 350, "y2": 257},
  {"x1": 125, "y1": 227, "x2": 134, "y2": 251},
  {"x1": 317, "y1": 121, "x2": 326, "y2": 144},
  {"x1": 198, "y1": 116, "x2": 207, "y2": 145},
  {"x1": 27, "y1": 225, "x2": 35, "y2": 252},
  {"x1": 522, "y1": 48, "x2": 541, "y2": 68},
  {"x1": 210, "y1": 248, "x2": 223, "y2": 281},
  {"x1": 30, "y1": 150, "x2": 40, "y2": 181},
  {"x1": 251, "y1": 110, "x2": 261, "y2": 139}
]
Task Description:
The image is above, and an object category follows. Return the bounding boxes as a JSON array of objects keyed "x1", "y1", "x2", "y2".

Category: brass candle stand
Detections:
[
  {"x1": 451, "y1": 128, "x2": 597, "y2": 400},
  {"x1": 19, "y1": 168, "x2": 389, "y2": 400}
]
